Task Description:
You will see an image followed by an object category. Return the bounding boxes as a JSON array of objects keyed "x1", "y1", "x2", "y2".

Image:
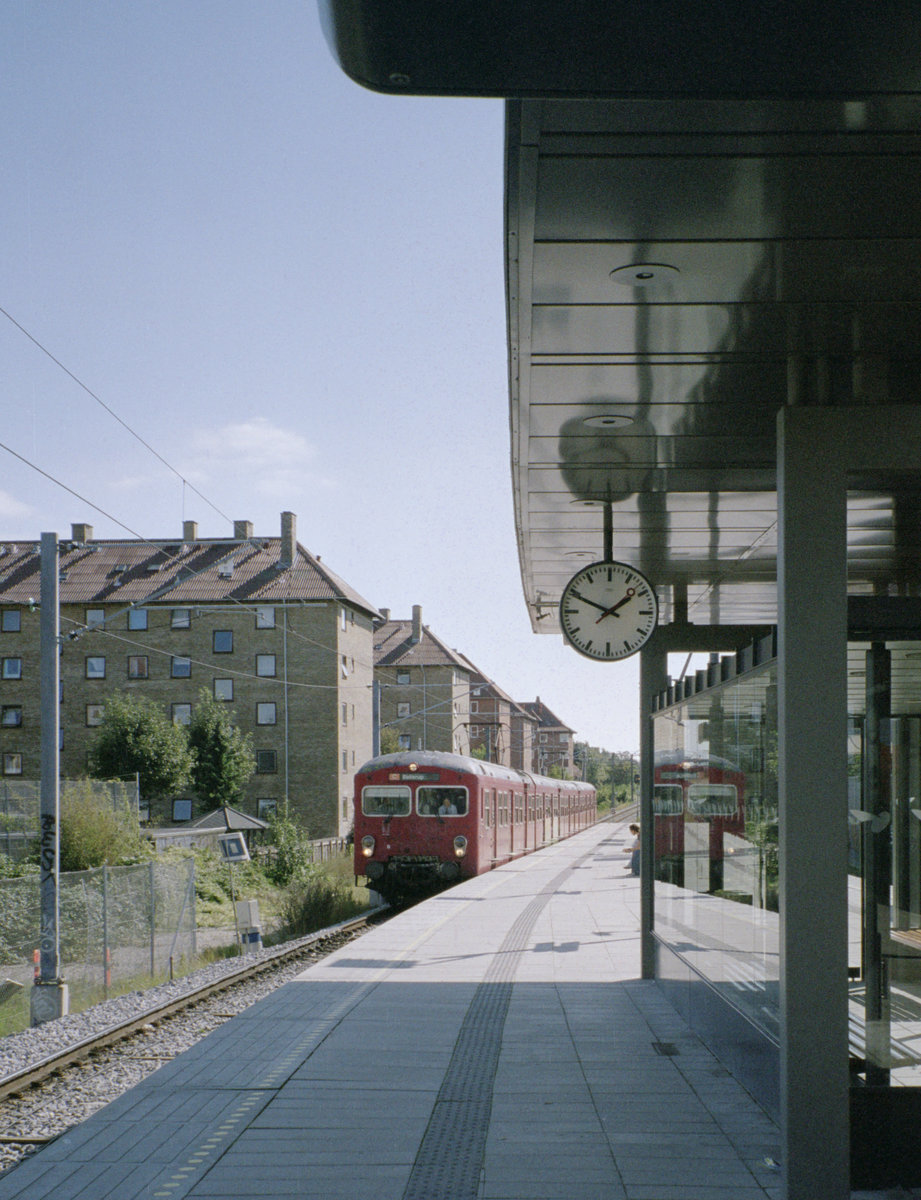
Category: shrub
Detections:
[
  {"x1": 60, "y1": 781, "x2": 144, "y2": 872},
  {"x1": 264, "y1": 813, "x2": 313, "y2": 886},
  {"x1": 279, "y1": 868, "x2": 365, "y2": 937}
]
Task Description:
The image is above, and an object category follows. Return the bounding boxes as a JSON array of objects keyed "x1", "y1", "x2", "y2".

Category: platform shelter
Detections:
[{"x1": 321, "y1": 5, "x2": 921, "y2": 1195}]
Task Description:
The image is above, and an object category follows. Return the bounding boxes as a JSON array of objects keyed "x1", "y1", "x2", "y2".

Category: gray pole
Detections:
[{"x1": 30, "y1": 531, "x2": 68, "y2": 1024}]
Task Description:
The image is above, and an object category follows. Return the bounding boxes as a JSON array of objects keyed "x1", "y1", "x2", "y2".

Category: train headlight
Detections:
[
  {"x1": 361, "y1": 835, "x2": 375, "y2": 857},
  {"x1": 453, "y1": 835, "x2": 468, "y2": 858}
]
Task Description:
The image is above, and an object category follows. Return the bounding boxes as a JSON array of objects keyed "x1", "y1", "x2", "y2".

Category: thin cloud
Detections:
[{"x1": 184, "y1": 418, "x2": 333, "y2": 498}]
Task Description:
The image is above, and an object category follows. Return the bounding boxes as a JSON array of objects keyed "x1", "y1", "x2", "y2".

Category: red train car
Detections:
[
  {"x1": 653, "y1": 752, "x2": 745, "y2": 891},
  {"x1": 353, "y1": 751, "x2": 597, "y2": 903}
]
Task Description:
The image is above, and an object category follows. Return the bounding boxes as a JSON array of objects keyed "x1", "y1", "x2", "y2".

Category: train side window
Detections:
[
  {"x1": 417, "y1": 786, "x2": 468, "y2": 816},
  {"x1": 362, "y1": 786, "x2": 411, "y2": 817}
]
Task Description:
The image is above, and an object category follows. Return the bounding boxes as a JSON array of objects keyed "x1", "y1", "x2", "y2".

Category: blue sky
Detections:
[{"x1": 0, "y1": 1, "x2": 644, "y2": 752}]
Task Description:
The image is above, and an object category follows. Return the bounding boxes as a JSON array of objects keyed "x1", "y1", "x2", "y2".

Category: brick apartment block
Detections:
[{"x1": 0, "y1": 513, "x2": 378, "y2": 837}]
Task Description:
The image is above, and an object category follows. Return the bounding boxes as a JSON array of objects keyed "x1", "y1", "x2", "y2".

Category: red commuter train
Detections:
[
  {"x1": 653, "y1": 751, "x2": 745, "y2": 891},
  {"x1": 353, "y1": 751, "x2": 597, "y2": 903}
]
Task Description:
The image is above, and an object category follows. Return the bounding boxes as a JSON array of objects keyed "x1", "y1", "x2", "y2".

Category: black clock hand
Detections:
[
  {"x1": 569, "y1": 589, "x2": 611, "y2": 614},
  {"x1": 595, "y1": 587, "x2": 635, "y2": 622}
]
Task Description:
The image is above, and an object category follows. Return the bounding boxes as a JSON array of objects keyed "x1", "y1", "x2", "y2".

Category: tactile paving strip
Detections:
[{"x1": 402, "y1": 844, "x2": 599, "y2": 1200}]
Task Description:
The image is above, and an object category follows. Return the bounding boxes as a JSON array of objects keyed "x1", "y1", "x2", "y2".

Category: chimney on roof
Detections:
[
  {"x1": 380, "y1": 608, "x2": 390, "y2": 622},
  {"x1": 234, "y1": 520, "x2": 253, "y2": 540},
  {"x1": 411, "y1": 604, "x2": 423, "y2": 644},
  {"x1": 71, "y1": 523, "x2": 93, "y2": 543},
  {"x1": 280, "y1": 511, "x2": 296, "y2": 568},
  {"x1": 183, "y1": 520, "x2": 198, "y2": 541}
]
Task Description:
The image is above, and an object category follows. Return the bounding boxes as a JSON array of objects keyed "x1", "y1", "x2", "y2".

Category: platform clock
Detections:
[{"x1": 559, "y1": 560, "x2": 658, "y2": 661}]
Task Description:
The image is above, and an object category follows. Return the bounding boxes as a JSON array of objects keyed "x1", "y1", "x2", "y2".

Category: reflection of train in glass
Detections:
[
  {"x1": 653, "y1": 752, "x2": 745, "y2": 891},
  {"x1": 353, "y1": 751, "x2": 597, "y2": 904}
]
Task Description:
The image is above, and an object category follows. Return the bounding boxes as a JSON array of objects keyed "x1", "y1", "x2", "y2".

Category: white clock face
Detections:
[{"x1": 559, "y1": 560, "x2": 658, "y2": 661}]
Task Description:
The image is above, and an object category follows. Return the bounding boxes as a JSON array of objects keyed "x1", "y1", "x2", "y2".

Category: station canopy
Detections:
[{"x1": 322, "y1": 1, "x2": 921, "y2": 640}]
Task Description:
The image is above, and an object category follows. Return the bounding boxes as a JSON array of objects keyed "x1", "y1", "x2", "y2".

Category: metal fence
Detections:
[
  {"x1": 0, "y1": 857, "x2": 196, "y2": 998},
  {"x1": 0, "y1": 778, "x2": 140, "y2": 862}
]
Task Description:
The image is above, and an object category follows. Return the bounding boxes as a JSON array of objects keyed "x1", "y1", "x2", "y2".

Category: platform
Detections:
[{"x1": 0, "y1": 816, "x2": 784, "y2": 1200}]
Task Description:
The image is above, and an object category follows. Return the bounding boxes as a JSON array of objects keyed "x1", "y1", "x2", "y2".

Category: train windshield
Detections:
[
  {"x1": 687, "y1": 783, "x2": 738, "y2": 818},
  {"x1": 361, "y1": 785, "x2": 411, "y2": 817},
  {"x1": 417, "y1": 786, "x2": 468, "y2": 817},
  {"x1": 653, "y1": 785, "x2": 683, "y2": 815}
]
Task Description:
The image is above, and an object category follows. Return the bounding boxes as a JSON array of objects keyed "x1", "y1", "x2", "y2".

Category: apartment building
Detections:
[
  {"x1": 455, "y1": 654, "x2": 535, "y2": 769},
  {"x1": 521, "y1": 697, "x2": 576, "y2": 777},
  {"x1": 0, "y1": 513, "x2": 378, "y2": 837},
  {"x1": 373, "y1": 606, "x2": 471, "y2": 756}
]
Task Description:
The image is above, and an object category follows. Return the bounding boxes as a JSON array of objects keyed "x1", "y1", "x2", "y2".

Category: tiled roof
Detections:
[
  {"x1": 0, "y1": 536, "x2": 379, "y2": 616},
  {"x1": 373, "y1": 620, "x2": 471, "y2": 671},
  {"x1": 521, "y1": 698, "x2": 574, "y2": 733},
  {"x1": 455, "y1": 652, "x2": 517, "y2": 706}
]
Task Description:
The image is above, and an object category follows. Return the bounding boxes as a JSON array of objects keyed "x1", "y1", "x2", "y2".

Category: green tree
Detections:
[
  {"x1": 379, "y1": 726, "x2": 402, "y2": 754},
  {"x1": 187, "y1": 690, "x2": 255, "y2": 809},
  {"x1": 89, "y1": 693, "x2": 193, "y2": 801}
]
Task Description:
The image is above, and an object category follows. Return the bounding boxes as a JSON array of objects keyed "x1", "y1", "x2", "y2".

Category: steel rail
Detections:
[{"x1": 0, "y1": 909, "x2": 382, "y2": 1102}]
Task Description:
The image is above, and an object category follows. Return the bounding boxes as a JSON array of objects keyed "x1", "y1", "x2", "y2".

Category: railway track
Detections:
[{"x1": 0, "y1": 909, "x2": 383, "y2": 1110}]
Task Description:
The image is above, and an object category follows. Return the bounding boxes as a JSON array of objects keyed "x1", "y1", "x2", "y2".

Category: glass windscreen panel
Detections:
[
  {"x1": 653, "y1": 661, "x2": 779, "y2": 1039},
  {"x1": 847, "y1": 661, "x2": 921, "y2": 1085},
  {"x1": 362, "y1": 786, "x2": 411, "y2": 817},
  {"x1": 417, "y1": 786, "x2": 468, "y2": 816}
]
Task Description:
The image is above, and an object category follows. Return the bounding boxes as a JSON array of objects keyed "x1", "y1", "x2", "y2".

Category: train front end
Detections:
[{"x1": 353, "y1": 753, "x2": 478, "y2": 904}]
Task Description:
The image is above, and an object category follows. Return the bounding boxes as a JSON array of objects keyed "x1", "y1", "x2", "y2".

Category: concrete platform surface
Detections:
[{"x1": 0, "y1": 815, "x2": 785, "y2": 1200}]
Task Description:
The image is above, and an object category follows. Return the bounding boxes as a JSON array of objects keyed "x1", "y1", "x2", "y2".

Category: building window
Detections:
[
  {"x1": 341, "y1": 607, "x2": 347, "y2": 631},
  {"x1": 256, "y1": 702, "x2": 276, "y2": 725},
  {"x1": 2, "y1": 753, "x2": 22, "y2": 775},
  {"x1": 341, "y1": 702, "x2": 348, "y2": 726},
  {"x1": 171, "y1": 609, "x2": 191, "y2": 629},
  {"x1": 214, "y1": 678, "x2": 233, "y2": 701},
  {"x1": 1, "y1": 610, "x2": 20, "y2": 633},
  {"x1": 171, "y1": 656, "x2": 191, "y2": 678},
  {"x1": 1, "y1": 706, "x2": 22, "y2": 727},
  {"x1": 86, "y1": 704, "x2": 105, "y2": 727},
  {"x1": 255, "y1": 606, "x2": 275, "y2": 629},
  {"x1": 256, "y1": 654, "x2": 276, "y2": 677},
  {"x1": 1, "y1": 657, "x2": 22, "y2": 680},
  {"x1": 540, "y1": 733, "x2": 548, "y2": 744},
  {"x1": 397, "y1": 670, "x2": 410, "y2": 685},
  {"x1": 341, "y1": 655, "x2": 348, "y2": 679},
  {"x1": 342, "y1": 750, "x2": 348, "y2": 772},
  {"x1": 398, "y1": 734, "x2": 411, "y2": 751},
  {"x1": 257, "y1": 798, "x2": 277, "y2": 819},
  {"x1": 171, "y1": 703, "x2": 191, "y2": 726},
  {"x1": 85, "y1": 608, "x2": 105, "y2": 630},
  {"x1": 213, "y1": 630, "x2": 233, "y2": 653},
  {"x1": 397, "y1": 702, "x2": 410, "y2": 718},
  {"x1": 256, "y1": 750, "x2": 277, "y2": 774},
  {"x1": 127, "y1": 656, "x2": 149, "y2": 679},
  {"x1": 470, "y1": 725, "x2": 480, "y2": 738},
  {"x1": 172, "y1": 799, "x2": 193, "y2": 822},
  {"x1": 85, "y1": 656, "x2": 105, "y2": 679},
  {"x1": 127, "y1": 608, "x2": 148, "y2": 631},
  {"x1": 471, "y1": 700, "x2": 479, "y2": 714}
]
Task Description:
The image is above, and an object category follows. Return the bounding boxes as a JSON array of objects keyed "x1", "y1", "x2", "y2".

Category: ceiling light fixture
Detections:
[{"x1": 609, "y1": 262, "x2": 680, "y2": 287}]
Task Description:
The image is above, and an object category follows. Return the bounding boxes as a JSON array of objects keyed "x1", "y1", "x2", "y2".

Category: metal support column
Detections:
[
  {"x1": 30, "y1": 531, "x2": 68, "y2": 1025},
  {"x1": 862, "y1": 643, "x2": 891, "y2": 1085},
  {"x1": 639, "y1": 638, "x2": 667, "y2": 980},
  {"x1": 777, "y1": 408, "x2": 849, "y2": 1199}
]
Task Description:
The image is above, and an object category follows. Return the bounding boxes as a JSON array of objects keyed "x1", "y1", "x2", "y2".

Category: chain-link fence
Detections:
[
  {"x1": 0, "y1": 778, "x2": 139, "y2": 863},
  {"x1": 0, "y1": 857, "x2": 196, "y2": 999}
]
